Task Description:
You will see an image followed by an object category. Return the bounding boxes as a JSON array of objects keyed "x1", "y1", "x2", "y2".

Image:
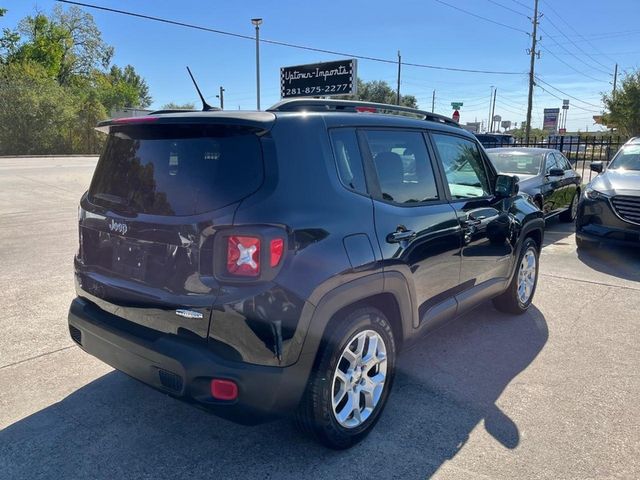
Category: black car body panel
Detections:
[
  {"x1": 576, "y1": 140, "x2": 640, "y2": 246},
  {"x1": 486, "y1": 147, "x2": 581, "y2": 217},
  {"x1": 69, "y1": 102, "x2": 544, "y2": 424}
]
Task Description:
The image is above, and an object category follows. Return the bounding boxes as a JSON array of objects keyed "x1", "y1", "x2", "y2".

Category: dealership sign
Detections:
[
  {"x1": 543, "y1": 108, "x2": 560, "y2": 132},
  {"x1": 280, "y1": 59, "x2": 357, "y2": 98}
]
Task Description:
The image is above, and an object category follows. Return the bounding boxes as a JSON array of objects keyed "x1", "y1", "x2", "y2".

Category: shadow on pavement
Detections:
[
  {"x1": 577, "y1": 243, "x2": 640, "y2": 283},
  {"x1": 541, "y1": 216, "x2": 575, "y2": 248},
  {"x1": 0, "y1": 305, "x2": 548, "y2": 479}
]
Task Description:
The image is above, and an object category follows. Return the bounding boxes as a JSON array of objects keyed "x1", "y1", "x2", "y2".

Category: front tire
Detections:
[
  {"x1": 493, "y1": 237, "x2": 540, "y2": 314},
  {"x1": 295, "y1": 307, "x2": 396, "y2": 449}
]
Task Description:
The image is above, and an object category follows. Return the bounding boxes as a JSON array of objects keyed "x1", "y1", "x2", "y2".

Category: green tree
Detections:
[
  {"x1": 97, "y1": 65, "x2": 152, "y2": 112},
  {"x1": 0, "y1": 62, "x2": 76, "y2": 155},
  {"x1": 602, "y1": 70, "x2": 640, "y2": 137},
  {"x1": 162, "y1": 101, "x2": 196, "y2": 110},
  {"x1": 511, "y1": 127, "x2": 547, "y2": 139},
  {"x1": 0, "y1": 5, "x2": 152, "y2": 153},
  {"x1": 339, "y1": 78, "x2": 418, "y2": 108}
]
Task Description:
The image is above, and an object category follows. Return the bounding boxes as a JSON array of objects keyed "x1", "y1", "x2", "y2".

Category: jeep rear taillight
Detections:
[
  {"x1": 227, "y1": 236, "x2": 261, "y2": 277},
  {"x1": 217, "y1": 228, "x2": 287, "y2": 281},
  {"x1": 270, "y1": 238, "x2": 284, "y2": 267}
]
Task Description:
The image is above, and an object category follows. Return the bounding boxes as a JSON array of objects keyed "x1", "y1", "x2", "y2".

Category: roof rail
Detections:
[{"x1": 268, "y1": 98, "x2": 461, "y2": 128}]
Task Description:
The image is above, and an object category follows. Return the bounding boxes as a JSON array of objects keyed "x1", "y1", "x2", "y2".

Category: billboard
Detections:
[
  {"x1": 543, "y1": 108, "x2": 560, "y2": 132},
  {"x1": 280, "y1": 59, "x2": 357, "y2": 98}
]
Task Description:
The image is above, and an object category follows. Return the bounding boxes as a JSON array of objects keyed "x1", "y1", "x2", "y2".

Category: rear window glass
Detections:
[
  {"x1": 487, "y1": 151, "x2": 544, "y2": 175},
  {"x1": 89, "y1": 124, "x2": 263, "y2": 216}
]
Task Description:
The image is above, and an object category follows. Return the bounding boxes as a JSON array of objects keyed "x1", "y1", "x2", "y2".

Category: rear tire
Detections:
[
  {"x1": 560, "y1": 191, "x2": 579, "y2": 222},
  {"x1": 295, "y1": 307, "x2": 396, "y2": 449},
  {"x1": 493, "y1": 237, "x2": 540, "y2": 315}
]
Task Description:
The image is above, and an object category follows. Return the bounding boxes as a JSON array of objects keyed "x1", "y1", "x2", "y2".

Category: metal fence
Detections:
[{"x1": 510, "y1": 135, "x2": 626, "y2": 183}]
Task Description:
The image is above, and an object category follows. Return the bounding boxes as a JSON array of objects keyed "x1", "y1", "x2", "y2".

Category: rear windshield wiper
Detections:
[{"x1": 91, "y1": 193, "x2": 136, "y2": 215}]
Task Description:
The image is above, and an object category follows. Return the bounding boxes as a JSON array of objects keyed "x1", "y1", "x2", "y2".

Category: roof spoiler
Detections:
[{"x1": 268, "y1": 99, "x2": 460, "y2": 127}]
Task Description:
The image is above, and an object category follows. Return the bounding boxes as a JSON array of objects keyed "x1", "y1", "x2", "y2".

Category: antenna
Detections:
[{"x1": 186, "y1": 66, "x2": 217, "y2": 111}]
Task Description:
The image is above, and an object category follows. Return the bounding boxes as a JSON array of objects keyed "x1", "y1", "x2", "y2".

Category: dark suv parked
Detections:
[{"x1": 68, "y1": 99, "x2": 544, "y2": 449}]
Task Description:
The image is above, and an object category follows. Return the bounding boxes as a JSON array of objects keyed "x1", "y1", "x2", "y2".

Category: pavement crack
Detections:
[
  {"x1": 0, "y1": 345, "x2": 77, "y2": 371},
  {"x1": 540, "y1": 272, "x2": 640, "y2": 291}
]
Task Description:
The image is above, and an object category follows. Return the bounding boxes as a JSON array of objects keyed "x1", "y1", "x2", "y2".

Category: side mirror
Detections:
[
  {"x1": 495, "y1": 174, "x2": 519, "y2": 198},
  {"x1": 590, "y1": 161, "x2": 604, "y2": 173},
  {"x1": 548, "y1": 168, "x2": 564, "y2": 177}
]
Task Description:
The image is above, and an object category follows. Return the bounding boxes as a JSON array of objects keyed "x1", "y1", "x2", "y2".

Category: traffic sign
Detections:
[
  {"x1": 452, "y1": 110, "x2": 460, "y2": 123},
  {"x1": 451, "y1": 102, "x2": 463, "y2": 110}
]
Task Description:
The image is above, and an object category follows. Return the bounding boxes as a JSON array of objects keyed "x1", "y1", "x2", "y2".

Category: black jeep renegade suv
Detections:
[{"x1": 68, "y1": 99, "x2": 544, "y2": 449}]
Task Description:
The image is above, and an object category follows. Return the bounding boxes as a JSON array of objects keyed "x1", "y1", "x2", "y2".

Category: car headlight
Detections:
[{"x1": 584, "y1": 187, "x2": 609, "y2": 200}]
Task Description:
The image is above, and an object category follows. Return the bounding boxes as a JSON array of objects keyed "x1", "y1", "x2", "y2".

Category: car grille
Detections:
[{"x1": 611, "y1": 196, "x2": 640, "y2": 225}]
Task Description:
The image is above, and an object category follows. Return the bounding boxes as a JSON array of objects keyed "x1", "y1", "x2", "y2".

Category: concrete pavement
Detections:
[{"x1": 1, "y1": 157, "x2": 638, "y2": 479}]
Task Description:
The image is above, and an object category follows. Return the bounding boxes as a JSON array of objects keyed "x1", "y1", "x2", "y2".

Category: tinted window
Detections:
[
  {"x1": 609, "y1": 144, "x2": 640, "y2": 170},
  {"x1": 555, "y1": 152, "x2": 572, "y2": 170},
  {"x1": 364, "y1": 130, "x2": 438, "y2": 204},
  {"x1": 330, "y1": 129, "x2": 367, "y2": 193},
  {"x1": 89, "y1": 124, "x2": 263, "y2": 216},
  {"x1": 545, "y1": 154, "x2": 559, "y2": 173},
  {"x1": 432, "y1": 134, "x2": 491, "y2": 199},
  {"x1": 487, "y1": 151, "x2": 544, "y2": 175}
]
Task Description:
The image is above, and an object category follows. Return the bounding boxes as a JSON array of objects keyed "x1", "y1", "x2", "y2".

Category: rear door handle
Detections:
[
  {"x1": 386, "y1": 229, "x2": 417, "y2": 243},
  {"x1": 462, "y1": 218, "x2": 482, "y2": 227}
]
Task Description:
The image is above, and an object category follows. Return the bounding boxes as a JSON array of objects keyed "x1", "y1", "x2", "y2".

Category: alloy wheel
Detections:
[
  {"x1": 331, "y1": 329, "x2": 388, "y2": 429},
  {"x1": 517, "y1": 247, "x2": 537, "y2": 304}
]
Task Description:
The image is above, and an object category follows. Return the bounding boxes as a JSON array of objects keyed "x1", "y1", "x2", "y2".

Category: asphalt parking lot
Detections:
[{"x1": 1, "y1": 157, "x2": 639, "y2": 479}]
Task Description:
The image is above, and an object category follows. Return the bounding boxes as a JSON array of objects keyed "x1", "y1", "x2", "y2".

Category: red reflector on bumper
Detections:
[{"x1": 211, "y1": 379, "x2": 238, "y2": 401}]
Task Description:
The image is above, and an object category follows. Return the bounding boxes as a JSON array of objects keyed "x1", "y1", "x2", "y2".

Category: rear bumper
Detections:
[{"x1": 68, "y1": 297, "x2": 311, "y2": 425}]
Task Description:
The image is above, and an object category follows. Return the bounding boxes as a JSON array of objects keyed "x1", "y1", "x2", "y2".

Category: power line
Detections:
[
  {"x1": 538, "y1": 7, "x2": 612, "y2": 72},
  {"x1": 538, "y1": 43, "x2": 609, "y2": 83},
  {"x1": 534, "y1": 76, "x2": 602, "y2": 108},
  {"x1": 484, "y1": 0, "x2": 528, "y2": 17},
  {"x1": 433, "y1": 0, "x2": 529, "y2": 34},
  {"x1": 540, "y1": 0, "x2": 618, "y2": 66},
  {"x1": 56, "y1": 0, "x2": 523, "y2": 75},
  {"x1": 534, "y1": 84, "x2": 600, "y2": 113},
  {"x1": 510, "y1": 0, "x2": 532, "y2": 12}
]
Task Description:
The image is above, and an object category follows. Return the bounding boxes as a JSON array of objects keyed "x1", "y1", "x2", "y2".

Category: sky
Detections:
[{"x1": 2, "y1": 0, "x2": 639, "y2": 132}]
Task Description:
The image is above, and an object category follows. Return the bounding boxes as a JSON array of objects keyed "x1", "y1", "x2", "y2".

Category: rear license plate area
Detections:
[{"x1": 112, "y1": 241, "x2": 147, "y2": 280}]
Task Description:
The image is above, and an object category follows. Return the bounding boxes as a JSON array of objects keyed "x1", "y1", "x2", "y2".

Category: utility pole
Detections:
[
  {"x1": 490, "y1": 88, "x2": 497, "y2": 132},
  {"x1": 431, "y1": 90, "x2": 436, "y2": 113},
  {"x1": 613, "y1": 63, "x2": 618, "y2": 95},
  {"x1": 396, "y1": 51, "x2": 401, "y2": 105},
  {"x1": 216, "y1": 86, "x2": 225, "y2": 109},
  {"x1": 251, "y1": 18, "x2": 263, "y2": 110},
  {"x1": 525, "y1": 0, "x2": 540, "y2": 143},
  {"x1": 487, "y1": 86, "x2": 494, "y2": 132}
]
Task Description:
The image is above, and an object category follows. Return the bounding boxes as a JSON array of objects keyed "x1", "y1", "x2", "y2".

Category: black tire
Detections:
[
  {"x1": 560, "y1": 191, "x2": 579, "y2": 222},
  {"x1": 493, "y1": 237, "x2": 540, "y2": 315},
  {"x1": 295, "y1": 307, "x2": 396, "y2": 449},
  {"x1": 576, "y1": 235, "x2": 597, "y2": 250}
]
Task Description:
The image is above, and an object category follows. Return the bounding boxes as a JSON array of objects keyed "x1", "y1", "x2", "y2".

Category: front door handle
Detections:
[{"x1": 387, "y1": 229, "x2": 417, "y2": 243}]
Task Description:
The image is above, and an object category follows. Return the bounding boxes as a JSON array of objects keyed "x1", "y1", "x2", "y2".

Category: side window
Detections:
[
  {"x1": 432, "y1": 134, "x2": 491, "y2": 199},
  {"x1": 556, "y1": 153, "x2": 572, "y2": 170},
  {"x1": 330, "y1": 129, "x2": 367, "y2": 194},
  {"x1": 363, "y1": 130, "x2": 438, "y2": 204},
  {"x1": 545, "y1": 154, "x2": 559, "y2": 173}
]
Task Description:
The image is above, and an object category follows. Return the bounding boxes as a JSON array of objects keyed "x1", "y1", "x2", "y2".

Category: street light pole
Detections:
[{"x1": 251, "y1": 18, "x2": 263, "y2": 110}]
